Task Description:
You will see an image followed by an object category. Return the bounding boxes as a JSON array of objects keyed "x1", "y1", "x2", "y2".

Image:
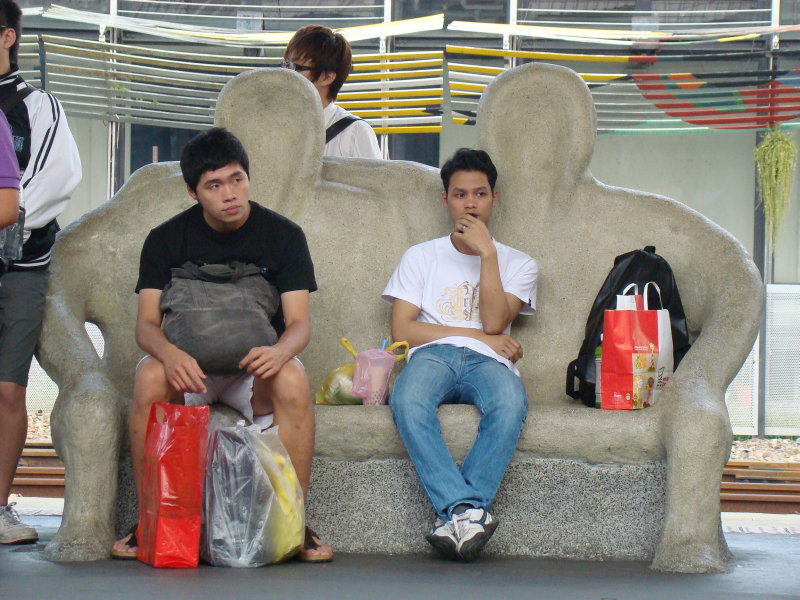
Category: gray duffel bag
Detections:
[{"x1": 160, "y1": 261, "x2": 279, "y2": 374}]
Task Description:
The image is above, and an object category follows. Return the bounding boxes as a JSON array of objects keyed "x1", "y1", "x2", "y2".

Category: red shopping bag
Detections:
[
  {"x1": 137, "y1": 402, "x2": 209, "y2": 568},
  {"x1": 600, "y1": 282, "x2": 673, "y2": 410},
  {"x1": 601, "y1": 306, "x2": 660, "y2": 411}
]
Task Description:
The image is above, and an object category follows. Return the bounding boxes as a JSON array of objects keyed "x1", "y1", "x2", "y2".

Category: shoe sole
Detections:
[
  {"x1": 0, "y1": 536, "x2": 38, "y2": 545},
  {"x1": 457, "y1": 519, "x2": 498, "y2": 562},
  {"x1": 426, "y1": 533, "x2": 459, "y2": 560}
]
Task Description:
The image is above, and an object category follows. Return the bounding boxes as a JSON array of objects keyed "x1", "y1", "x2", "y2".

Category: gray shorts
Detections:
[
  {"x1": 0, "y1": 269, "x2": 49, "y2": 386},
  {"x1": 183, "y1": 357, "x2": 305, "y2": 429}
]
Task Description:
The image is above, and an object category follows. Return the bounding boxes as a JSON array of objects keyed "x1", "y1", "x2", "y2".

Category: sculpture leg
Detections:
[
  {"x1": 651, "y1": 394, "x2": 732, "y2": 573},
  {"x1": 42, "y1": 373, "x2": 125, "y2": 562}
]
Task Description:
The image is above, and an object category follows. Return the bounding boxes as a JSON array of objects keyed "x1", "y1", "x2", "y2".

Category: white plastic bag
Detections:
[{"x1": 201, "y1": 423, "x2": 304, "y2": 567}]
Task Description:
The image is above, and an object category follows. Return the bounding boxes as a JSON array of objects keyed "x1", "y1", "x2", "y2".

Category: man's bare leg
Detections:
[
  {"x1": 0, "y1": 382, "x2": 27, "y2": 505},
  {"x1": 111, "y1": 357, "x2": 182, "y2": 556},
  {"x1": 252, "y1": 359, "x2": 331, "y2": 561}
]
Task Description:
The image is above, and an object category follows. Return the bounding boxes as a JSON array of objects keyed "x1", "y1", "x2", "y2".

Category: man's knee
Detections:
[
  {"x1": 133, "y1": 357, "x2": 176, "y2": 407},
  {"x1": 478, "y1": 373, "x2": 528, "y2": 421},
  {"x1": 389, "y1": 370, "x2": 441, "y2": 426},
  {"x1": 0, "y1": 381, "x2": 25, "y2": 412},
  {"x1": 260, "y1": 359, "x2": 311, "y2": 410}
]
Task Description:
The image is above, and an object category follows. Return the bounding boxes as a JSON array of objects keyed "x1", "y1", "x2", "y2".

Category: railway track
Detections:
[
  {"x1": 12, "y1": 443, "x2": 800, "y2": 513},
  {"x1": 721, "y1": 460, "x2": 800, "y2": 514},
  {"x1": 12, "y1": 441, "x2": 65, "y2": 498}
]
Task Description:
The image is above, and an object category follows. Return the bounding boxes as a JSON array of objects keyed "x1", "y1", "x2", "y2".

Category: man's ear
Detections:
[
  {"x1": 186, "y1": 184, "x2": 198, "y2": 201},
  {"x1": 441, "y1": 190, "x2": 448, "y2": 207},
  {"x1": 2, "y1": 28, "x2": 15, "y2": 53},
  {"x1": 317, "y1": 70, "x2": 337, "y2": 87},
  {"x1": 492, "y1": 189, "x2": 498, "y2": 207}
]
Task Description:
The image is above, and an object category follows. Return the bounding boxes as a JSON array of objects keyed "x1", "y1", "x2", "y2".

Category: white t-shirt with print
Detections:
[
  {"x1": 323, "y1": 102, "x2": 381, "y2": 159},
  {"x1": 382, "y1": 235, "x2": 538, "y2": 375}
]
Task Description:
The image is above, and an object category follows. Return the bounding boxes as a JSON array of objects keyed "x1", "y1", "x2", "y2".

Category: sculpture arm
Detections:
[
  {"x1": 658, "y1": 250, "x2": 763, "y2": 414},
  {"x1": 36, "y1": 288, "x2": 105, "y2": 390}
]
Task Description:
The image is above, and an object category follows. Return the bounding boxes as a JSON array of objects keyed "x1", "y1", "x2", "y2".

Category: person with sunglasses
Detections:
[{"x1": 282, "y1": 25, "x2": 381, "y2": 160}]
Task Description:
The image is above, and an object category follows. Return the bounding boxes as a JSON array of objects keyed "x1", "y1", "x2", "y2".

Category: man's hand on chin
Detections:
[{"x1": 453, "y1": 214, "x2": 494, "y2": 257}]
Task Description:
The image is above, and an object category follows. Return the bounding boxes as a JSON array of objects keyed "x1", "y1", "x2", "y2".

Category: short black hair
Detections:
[
  {"x1": 284, "y1": 25, "x2": 351, "y2": 102},
  {"x1": 0, "y1": 0, "x2": 22, "y2": 65},
  {"x1": 440, "y1": 148, "x2": 498, "y2": 193},
  {"x1": 180, "y1": 127, "x2": 250, "y2": 192}
]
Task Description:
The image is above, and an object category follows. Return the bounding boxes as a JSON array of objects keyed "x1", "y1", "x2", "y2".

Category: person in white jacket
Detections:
[
  {"x1": 0, "y1": 0, "x2": 81, "y2": 545},
  {"x1": 282, "y1": 25, "x2": 382, "y2": 159}
]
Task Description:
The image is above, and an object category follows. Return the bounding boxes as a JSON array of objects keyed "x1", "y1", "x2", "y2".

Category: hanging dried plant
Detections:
[{"x1": 754, "y1": 126, "x2": 798, "y2": 248}]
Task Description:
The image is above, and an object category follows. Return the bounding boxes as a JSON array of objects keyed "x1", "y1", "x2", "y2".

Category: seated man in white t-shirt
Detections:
[
  {"x1": 282, "y1": 25, "x2": 381, "y2": 159},
  {"x1": 382, "y1": 148, "x2": 538, "y2": 562}
]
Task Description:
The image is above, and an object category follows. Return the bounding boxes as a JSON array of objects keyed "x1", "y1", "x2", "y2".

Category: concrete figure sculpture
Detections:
[{"x1": 36, "y1": 63, "x2": 762, "y2": 572}]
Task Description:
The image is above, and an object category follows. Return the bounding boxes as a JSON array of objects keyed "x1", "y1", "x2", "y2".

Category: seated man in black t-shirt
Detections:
[{"x1": 111, "y1": 127, "x2": 332, "y2": 562}]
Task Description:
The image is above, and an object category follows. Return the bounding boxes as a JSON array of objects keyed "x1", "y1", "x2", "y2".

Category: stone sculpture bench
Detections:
[{"x1": 36, "y1": 63, "x2": 763, "y2": 572}]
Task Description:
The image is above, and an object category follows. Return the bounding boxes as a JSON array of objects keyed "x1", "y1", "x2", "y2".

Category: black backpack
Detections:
[{"x1": 566, "y1": 246, "x2": 691, "y2": 407}]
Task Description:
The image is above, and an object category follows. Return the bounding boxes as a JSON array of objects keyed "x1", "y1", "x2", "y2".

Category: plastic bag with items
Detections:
[
  {"x1": 316, "y1": 337, "x2": 408, "y2": 405},
  {"x1": 138, "y1": 402, "x2": 209, "y2": 568},
  {"x1": 201, "y1": 422, "x2": 304, "y2": 567}
]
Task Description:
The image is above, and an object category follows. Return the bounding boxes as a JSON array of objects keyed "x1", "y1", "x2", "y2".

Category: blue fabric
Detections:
[{"x1": 389, "y1": 344, "x2": 527, "y2": 519}]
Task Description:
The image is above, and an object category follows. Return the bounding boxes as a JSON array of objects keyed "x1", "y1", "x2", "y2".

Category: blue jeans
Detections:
[{"x1": 389, "y1": 344, "x2": 528, "y2": 520}]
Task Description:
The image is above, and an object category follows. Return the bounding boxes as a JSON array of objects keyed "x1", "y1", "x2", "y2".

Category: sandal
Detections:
[
  {"x1": 298, "y1": 526, "x2": 333, "y2": 563},
  {"x1": 110, "y1": 524, "x2": 139, "y2": 560}
]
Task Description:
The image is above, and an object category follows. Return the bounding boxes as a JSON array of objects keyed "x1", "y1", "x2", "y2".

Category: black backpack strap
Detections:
[
  {"x1": 566, "y1": 359, "x2": 579, "y2": 399},
  {"x1": 325, "y1": 115, "x2": 361, "y2": 143},
  {"x1": 0, "y1": 86, "x2": 35, "y2": 115}
]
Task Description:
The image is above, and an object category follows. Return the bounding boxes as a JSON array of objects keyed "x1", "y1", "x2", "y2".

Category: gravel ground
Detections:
[{"x1": 26, "y1": 411, "x2": 800, "y2": 461}]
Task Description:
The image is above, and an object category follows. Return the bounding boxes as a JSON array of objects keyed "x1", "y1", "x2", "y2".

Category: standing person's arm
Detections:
[
  {"x1": 351, "y1": 120, "x2": 381, "y2": 159},
  {"x1": 18, "y1": 92, "x2": 81, "y2": 231},
  {"x1": 0, "y1": 188, "x2": 19, "y2": 229},
  {"x1": 0, "y1": 112, "x2": 20, "y2": 229}
]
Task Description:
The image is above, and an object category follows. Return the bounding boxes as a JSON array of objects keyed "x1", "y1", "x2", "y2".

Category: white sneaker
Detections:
[
  {"x1": 0, "y1": 503, "x2": 38, "y2": 544},
  {"x1": 425, "y1": 517, "x2": 459, "y2": 559},
  {"x1": 452, "y1": 508, "x2": 497, "y2": 561}
]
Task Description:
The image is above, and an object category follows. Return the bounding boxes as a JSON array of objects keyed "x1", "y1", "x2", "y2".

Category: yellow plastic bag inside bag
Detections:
[
  {"x1": 316, "y1": 337, "x2": 362, "y2": 405},
  {"x1": 249, "y1": 427, "x2": 305, "y2": 563},
  {"x1": 315, "y1": 363, "x2": 362, "y2": 404}
]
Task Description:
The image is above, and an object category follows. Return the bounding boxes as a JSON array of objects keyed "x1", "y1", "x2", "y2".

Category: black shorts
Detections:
[{"x1": 0, "y1": 269, "x2": 49, "y2": 386}]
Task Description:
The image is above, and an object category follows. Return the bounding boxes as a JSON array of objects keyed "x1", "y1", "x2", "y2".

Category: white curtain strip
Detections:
[
  {"x1": 447, "y1": 20, "x2": 800, "y2": 46},
  {"x1": 41, "y1": 5, "x2": 443, "y2": 47}
]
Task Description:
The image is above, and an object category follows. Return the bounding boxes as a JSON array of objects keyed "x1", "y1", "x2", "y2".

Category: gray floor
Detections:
[{"x1": 1, "y1": 516, "x2": 799, "y2": 600}]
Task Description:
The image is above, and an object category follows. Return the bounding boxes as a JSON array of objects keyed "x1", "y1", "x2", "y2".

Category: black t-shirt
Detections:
[{"x1": 136, "y1": 202, "x2": 316, "y2": 335}]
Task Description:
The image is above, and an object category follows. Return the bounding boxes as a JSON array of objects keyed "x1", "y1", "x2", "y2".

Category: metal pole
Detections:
[
  {"x1": 36, "y1": 34, "x2": 46, "y2": 90},
  {"x1": 106, "y1": 0, "x2": 126, "y2": 198},
  {"x1": 755, "y1": 122, "x2": 768, "y2": 438},
  {"x1": 505, "y1": 0, "x2": 518, "y2": 69},
  {"x1": 379, "y1": 0, "x2": 391, "y2": 159},
  {"x1": 754, "y1": 0, "x2": 782, "y2": 437}
]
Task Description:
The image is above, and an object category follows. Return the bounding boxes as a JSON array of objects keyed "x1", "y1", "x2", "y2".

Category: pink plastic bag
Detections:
[
  {"x1": 352, "y1": 349, "x2": 396, "y2": 405},
  {"x1": 351, "y1": 341, "x2": 409, "y2": 405}
]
